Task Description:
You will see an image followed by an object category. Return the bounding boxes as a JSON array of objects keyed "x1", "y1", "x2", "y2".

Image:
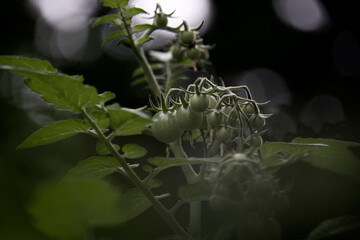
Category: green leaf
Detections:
[
  {"x1": 91, "y1": 14, "x2": 119, "y2": 27},
  {"x1": 115, "y1": 118, "x2": 150, "y2": 136},
  {"x1": 127, "y1": 7, "x2": 148, "y2": 18},
  {"x1": 96, "y1": 140, "x2": 120, "y2": 155},
  {"x1": 260, "y1": 141, "x2": 328, "y2": 171},
  {"x1": 103, "y1": 31, "x2": 126, "y2": 46},
  {"x1": 132, "y1": 63, "x2": 163, "y2": 78},
  {"x1": 117, "y1": 38, "x2": 132, "y2": 48},
  {"x1": 64, "y1": 157, "x2": 120, "y2": 180},
  {"x1": 22, "y1": 72, "x2": 101, "y2": 113},
  {"x1": 148, "y1": 157, "x2": 219, "y2": 172},
  {"x1": 28, "y1": 180, "x2": 123, "y2": 239},
  {"x1": 117, "y1": 188, "x2": 151, "y2": 222},
  {"x1": 137, "y1": 36, "x2": 153, "y2": 46},
  {"x1": 99, "y1": 91, "x2": 116, "y2": 105},
  {"x1": 100, "y1": 0, "x2": 129, "y2": 8},
  {"x1": 18, "y1": 119, "x2": 90, "y2": 149},
  {"x1": 308, "y1": 216, "x2": 360, "y2": 240},
  {"x1": 108, "y1": 108, "x2": 151, "y2": 136},
  {"x1": 2, "y1": 60, "x2": 102, "y2": 113},
  {"x1": 130, "y1": 77, "x2": 147, "y2": 87},
  {"x1": 292, "y1": 138, "x2": 360, "y2": 183},
  {"x1": 147, "y1": 178, "x2": 162, "y2": 189},
  {"x1": 133, "y1": 24, "x2": 153, "y2": 33},
  {"x1": 178, "y1": 183, "x2": 212, "y2": 202},
  {"x1": 0, "y1": 56, "x2": 56, "y2": 73},
  {"x1": 122, "y1": 144, "x2": 147, "y2": 159}
]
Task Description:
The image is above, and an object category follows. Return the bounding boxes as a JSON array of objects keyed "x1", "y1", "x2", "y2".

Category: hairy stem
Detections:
[
  {"x1": 118, "y1": 8, "x2": 162, "y2": 99},
  {"x1": 81, "y1": 109, "x2": 193, "y2": 239}
]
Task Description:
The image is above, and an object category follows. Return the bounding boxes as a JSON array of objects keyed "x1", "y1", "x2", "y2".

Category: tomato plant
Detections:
[{"x1": 1, "y1": 1, "x2": 360, "y2": 240}]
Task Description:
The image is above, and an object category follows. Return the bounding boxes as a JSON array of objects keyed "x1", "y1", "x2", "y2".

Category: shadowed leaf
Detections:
[{"x1": 18, "y1": 119, "x2": 90, "y2": 149}]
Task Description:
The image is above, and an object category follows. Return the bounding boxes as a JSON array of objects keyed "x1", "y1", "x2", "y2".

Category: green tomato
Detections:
[
  {"x1": 171, "y1": 45, "x2": 184, "y2": 60},
  {"x1": 186, "y1": 47, "x2": 201, "y2": 59},
  {"x1": 151, "y1": 111, "x2": 183, "y2": 143},
  {"x1": 248, "y1": 134, "x2": 263, "y2": 148},
  {"x1": 199, "y1": 48, "x2": 209, "y2": 60},
  {"x1": 207, "y1": 95, "x2": 217, "y2": 109},
  {"x1": 180, "y1": 30, "x2": 195, "y2": 45},
  {"x1": 153, "y1": 13, "x2": 168, "y2": 27},
  {"x1": 251, "y1": 115, "x2": 265, "y2": 130},
  {"x1": 176, "y1": 106, "x2": 203, "y2": 130},
  {"x1": 242, "y1": 102, "x2": 255, "y2": 116},
  {"x1": 215, "y1": 126, "x2": 233, "y2": 142},
  {"x1": 208, "y1": 111, "x2": 223, "y2": 127},
  {"x1": 190, "y1": 94, "x2": 209, "y2": 112}
]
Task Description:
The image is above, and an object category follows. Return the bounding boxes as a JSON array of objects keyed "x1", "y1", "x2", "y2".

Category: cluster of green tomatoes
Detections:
[
  {"x1": 151, "y1": 5, "x2": 211, "y2": 70},
  {"x1": 150, "y1": 77, "x2": 269, "y2": 151}
]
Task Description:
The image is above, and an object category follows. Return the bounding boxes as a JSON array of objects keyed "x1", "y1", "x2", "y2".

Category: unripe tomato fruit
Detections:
[
  {"x1": 171, "y1": 45, "x2": 184, "y2": 60},
  {"x1": 208, "y1": 111, "x2": 223, "y2": 127},
  {"x1": 180, "y1": 30, "x2": 195, "y2": 44},
  {"x1": 190, "y1": 94, "x2": 209, "y2": 112},
  {"x1": 199, "y1": 48, "x2": 209, "y2": 60},
  {"x1": 215, "y1": 126, "x2": 233, "y2": 142},
  {"x1": 242, "y1": 102, "x2": 255, "y2": 116},
  {"x1": 186, "y1": 47, "x2": 201, "y2": 59},
  {"x1": 248, "y1": 134, "x2": 263, "y2": 148},
  {"x1": 251, "y1": 115, "x2": 265, "y2": 130},
  {"x1": 154, "y1": 13, "x2": 168, "y2": 27},
  {"x1": 176, "y1": 106, "x2": 203, "y2": 130},
  {"x1": 207, "y1": 95, "x2": 217, "y2": 109},
  {"x1": 151, "y1": 111, "x2": 183, "y2": 143}
]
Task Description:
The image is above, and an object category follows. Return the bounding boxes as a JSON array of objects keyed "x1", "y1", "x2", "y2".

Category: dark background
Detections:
[{"x1": 1, "y1": 0, "x2": 360, "y2": 239}]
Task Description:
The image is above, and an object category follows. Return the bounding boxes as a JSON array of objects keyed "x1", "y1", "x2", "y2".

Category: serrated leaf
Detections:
[
  {"x1": 22, "y1": 72, "x2": 101, "y2": 113},
  {"x1": 0, "y1": 56, "x2": 56, "y2": 73},
  {"x1": 18, "y1": 119, "x2": 90, "y2": 149},
  {"x1": 64, "y1": 157, "x2": 120, "y2": 180},
  {"x1": 178, "y1": 183, "x2": 212, "y2": 202},
  {"x1": 122, "y1": 144, "x2": 147, "y2": 159},
  {"x1": 308, "y1": 216, "x2": 360, "y2": 240},
  {"x1": 28, "y1": 180, "x2": 123, "y2": 239},
  {"x1": 2, "y1": 62, "x2": 102, "y2": 113},
  {"x1": 292, "y1": 138, "x2": 360, "y2": 183},
  {"x1": 118, "y1": 188, "x2": 151, "y2": 222},
  {"x1": 133, "y1": 24, "x2": 153, "y2": 33},
  {"x1": 100, "y1": 0, "x2": 129, "y2": 8},
  {"x1": 137, "y1": 36, "x2": 153, "y2": 46},
  {"x1": 91, "y1": 14, "x2": 119, "y2": 27},
  {"x1": 96, "y1": 140, "x2": 120, "y2": 155},
  {"x1": 127, "y1": 7, "x2": 148, "y2": 18},
  {"x1": 103, "y1": 31, "x2": 126, "y2": 46},
  {"x1": 148, "y1": 157, "x2": 219, "y2": 172}
]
